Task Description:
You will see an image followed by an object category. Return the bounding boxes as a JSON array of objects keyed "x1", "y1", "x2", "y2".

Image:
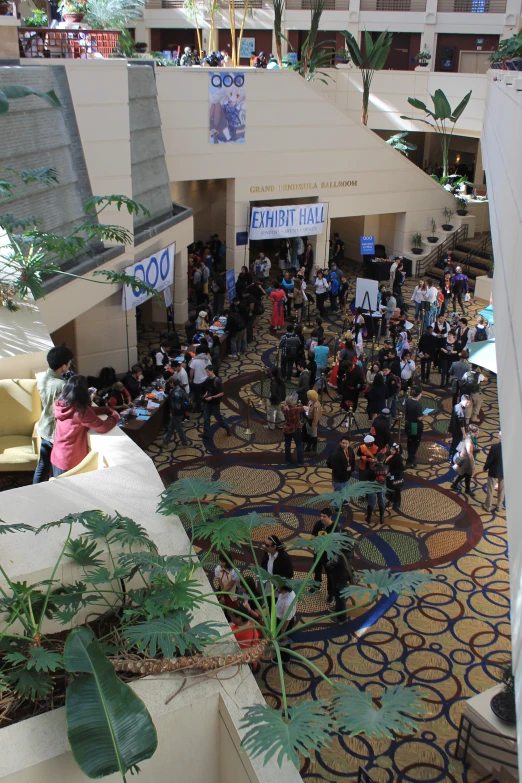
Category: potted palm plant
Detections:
[
  {"x1": 427, "y1": 218, "x2": 439, "y2": 243},
  {"x1": 441, "y1": 207, "x2": 454, "y2": 231},
  {"x1": 59, "y1": 0, "x2": 86, "y2": 23},
  {"x1": 456, "y1": 197, "x2": 468, "y2": 216},
  {"x1": 23, "y1": 8, "x2": 48, "y2": 25},
  {"x1": 411, "y1": 231, "x2": 424, "y2": 255},
  {"x1": 414, "y1": 51, "x2": 431, "y2": 67}
]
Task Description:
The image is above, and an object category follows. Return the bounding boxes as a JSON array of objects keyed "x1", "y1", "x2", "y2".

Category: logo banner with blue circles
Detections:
[
  {"x1": 209, "y1": 72, "x2": 246, "y2": 144},
  {"x1": 122, "y1": 243, "x2": 175, "y2": 311}
]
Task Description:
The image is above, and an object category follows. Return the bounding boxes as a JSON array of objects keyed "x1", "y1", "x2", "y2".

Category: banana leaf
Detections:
[{"x1": 64, "y1": 628, "x2": 157, "y2": 780}]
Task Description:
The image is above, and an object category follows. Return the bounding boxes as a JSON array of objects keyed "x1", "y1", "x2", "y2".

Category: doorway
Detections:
[{"x1": 459, "y1": 51, "x2": 491, "y2": 74}]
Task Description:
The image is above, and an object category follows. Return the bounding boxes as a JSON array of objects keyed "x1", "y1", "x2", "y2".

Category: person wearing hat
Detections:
[
  {"x1": 357, "y1": 434, "x2": 378, "y2": 479},
  {"x1": 196, "y1": 310, "x2": 209, "y2": 331},
  {"x1": 372, "y1": 408, "x2": 392, "y2": 451},
  {"x1": 303, "y1": 389, "x2": 322, "y2": 454}
]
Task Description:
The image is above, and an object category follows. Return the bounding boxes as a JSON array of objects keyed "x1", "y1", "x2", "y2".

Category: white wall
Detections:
[
  {"x1": 481, "y1": 70, "x2": 522, "y2": 774},
  {"x1": 0, "y1": 299, "x2": 52, "y2": 380},
  {"x1": 311, "y1": 68, "x2": 487, "y2": 136}
]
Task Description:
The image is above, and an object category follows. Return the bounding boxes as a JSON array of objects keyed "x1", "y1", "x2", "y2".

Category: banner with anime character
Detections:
[{"x1": 209, "y1": 72, "x2": 246, "y2": 144}]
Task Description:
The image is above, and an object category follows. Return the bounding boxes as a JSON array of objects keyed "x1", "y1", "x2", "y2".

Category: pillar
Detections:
[
  {"x1": 226, "y1": 180, "x2": 250, "y2": 275},
  {"x1": 74, "y1": 291, "x2": 137, "y2": 376},
  {"x1": 475, "y1": 141, "x2": 485, "y2": 192},
  {"x1": 423, "y1": 132, "x2": 432, "y2": 169},
  {"x1": 312, "y1": 224, "x2": 329, "y2": 272},
  {"x1": 173, "y1": 247, "x2": 189, "y2": 324},
  {"x1": 134, "y1": 22, "x2": 150, "y2": 50}
]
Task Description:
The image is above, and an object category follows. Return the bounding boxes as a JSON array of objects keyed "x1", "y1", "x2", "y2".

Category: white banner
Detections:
[
  {"x1": 249, "y1": 203, "x2": 327, "y2": 240},
  {"x1": 122, "y1": 243, "x2": 175, "y2": 311}
]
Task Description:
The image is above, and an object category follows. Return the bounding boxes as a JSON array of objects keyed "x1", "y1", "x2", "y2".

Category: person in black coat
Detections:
[
  {"x1": 270, "y1": 367, "x2": 286, "y2": 406},
  {"x1": 367, "y1": 374, "x2": 388, "y2": 421},
  {"x1": 340, "y1": 361, "x2": 364, "y2": 412},
  {"x1": 418, "y1": 325, "x2": 439, "y2": 383},
  {"x1": 261, "y1": 534, "x2": 294, "y2": 580},
  {"x1": 328, "y1": 437, "x2": 356, "y2": 486},
  {"x1": 372, "y1": 410, "x2": 392, "y2": 450},
  {"x1": 384, "y1": 443, "x2": 404, "y2": 508},
  {"x1": 484, "y1": 432, "x2": 504, "y2": 512}
]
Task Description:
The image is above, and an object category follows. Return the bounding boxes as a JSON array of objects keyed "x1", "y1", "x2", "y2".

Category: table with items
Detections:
[
  {"x1": 120, "y1": 384, "x2": 168, "y2": 450},
  {"x1": 364, "y1": 256, "x2": 413, "y2": 282}
]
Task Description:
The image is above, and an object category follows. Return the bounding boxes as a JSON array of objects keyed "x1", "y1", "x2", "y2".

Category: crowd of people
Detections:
[{"x1": 31, "y1": 233, "x2": 503, "y2": 642}]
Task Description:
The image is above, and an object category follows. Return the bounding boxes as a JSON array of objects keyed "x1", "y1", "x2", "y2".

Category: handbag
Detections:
[{"x1": 464, "y1": 292, "x2": 471, "y2": 302}]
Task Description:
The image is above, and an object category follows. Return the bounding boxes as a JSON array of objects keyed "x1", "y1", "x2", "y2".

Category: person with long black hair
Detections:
[{"x1": 51, "y1": 375, "x2": 119, "y2": 477}]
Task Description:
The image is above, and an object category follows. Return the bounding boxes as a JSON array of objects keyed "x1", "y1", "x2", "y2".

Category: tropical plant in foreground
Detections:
[
  {"x1": 158, "y1": 477, "x2": 434, "y2": 767},
  {"x1": 386, "y1": 131, "x2": 417, "y2": 157},
  {"x1": 400, "y1": 89, "x2": 472, "y2": 179},
  {"x1": 0, "y1": 478, "x2": 435, "y2": 775},
  {"x1": 341, "y1": 30, "x2": 393, "y2": 126},
  {"x1": 82, "y1": 0, "x2": 146, "y2": 30}
]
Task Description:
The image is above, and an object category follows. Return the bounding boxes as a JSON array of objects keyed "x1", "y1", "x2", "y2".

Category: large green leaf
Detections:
[
  {"x1": 0, "y1": 85, "x2": 61, "y2": 116},
  {"x1": 342, "y1": 569, "x2": 434, "y2": 601},
  {"x1": 118, "y1": 551, "x2": 187, "y2": 578},
  {"x1": 240, "y1": 701, "x2": 334, "y2": 767},
  {"x1": 302, "y1": 480, "x2": 384, "y2": 508},
  {"x1": 65, "y1": 537, "x2": 104, "y2": 568},
  {"x1": 0, "y1": 521, "x2": 34, "y2": 534},
  {"x1": 451, "y1": 90, "x2": 472, "y2": 121},
  {"x1": 258, "y1": 568, "x2": 319, "y2": 596},
  {"x1": 64, "y1": 627, "x2": 157, "y2": 779},
  {"x1": 6, "y1": 668, "x2": 53, "y2": 700},
  {"x1": 27, "y1": 647, "x2": 63, "y2": 673},
  {"x1": 331, "y1": 684, "x2": 425, "y2": 739},
  {"x1": 287, "y1": 532, "x2": 355, "y2": 561},
  {"x1": 157, "y1": 477, "x2": 231, "y2": 512},
  {"x1": 340, "y1": 30, "x2": 363, "y2": 67},
  {"x1": 432, "y1": 89, "x2": 452, "y2": 120},
  {"x1": 123, "y1": 611, "x2": 222, "y2": 657},
  {"x1": 111, "y1": 514, "x2": 157, "y2": 552}
]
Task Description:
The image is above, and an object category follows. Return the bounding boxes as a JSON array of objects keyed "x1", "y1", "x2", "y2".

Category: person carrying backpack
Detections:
[
  {"x1": 365, "y1": 451, "x2": 389, "y2": 525},
  {"x1": 279, "y1": 324, "x2": 301, "y2": 381},
  {"x1": 460, "y1": 364, "x2": 485, "y2": 423},
  {"x1": 164, "y1": 379, "x2": 190, "y2": 446},
  {"x1": 329, "y1": 271, "x2": 340, "y2": 312}
]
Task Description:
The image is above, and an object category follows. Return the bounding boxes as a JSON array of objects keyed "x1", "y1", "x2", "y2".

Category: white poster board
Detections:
[{"x1": 355, "y1": 277, "x2": 379, "y2": 311}]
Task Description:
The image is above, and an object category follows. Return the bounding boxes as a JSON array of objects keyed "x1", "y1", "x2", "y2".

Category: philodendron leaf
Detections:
[
  {"x1": 157, "y1": 477, "x2": 231, "y2": 511},
  {"x1": 0, "y1": 521, "x2": 34, "y2": 534},
  {"x1": 331, "y1": 684, "x2": 425, "y2": 740},
  {"x1": 240, "y1": 701, "x2": 334, "y2": 767},
  {"x1": 287, "y1": 532, "x2": 355, "y2": 561},
  {"x1": 64, "y1": 627, "x2": 158, "y2": 779}
]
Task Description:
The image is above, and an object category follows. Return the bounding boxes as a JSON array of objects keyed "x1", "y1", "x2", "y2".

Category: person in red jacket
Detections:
[{"x1": 51, "y1": 375, "x2": 120, "y2": 477}]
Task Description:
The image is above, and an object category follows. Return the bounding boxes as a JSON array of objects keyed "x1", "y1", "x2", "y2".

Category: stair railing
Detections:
[
  {"x1": 455, "y1": 712, "x2": 518, "y2": 773},
  {"x1": 416, "y1": 224, "x2": 469, "y2": 278},
  {"x1": 460, "y1": 234, "x2": 493, "y2": 276}
]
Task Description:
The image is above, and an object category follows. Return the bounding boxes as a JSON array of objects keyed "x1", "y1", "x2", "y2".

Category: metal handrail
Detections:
[
  {"x1": 455, "y1": 713, "x2": 518, "y2": 771},
  {"x1": 358, "y1": 768, "x2": 377, "y2": 783},
  {"x1": 460, "y1": 234, "x2": 493, "y2": 276},
  {"x1": 416, "y1": 224, "x2": 469, "y2": 277}
]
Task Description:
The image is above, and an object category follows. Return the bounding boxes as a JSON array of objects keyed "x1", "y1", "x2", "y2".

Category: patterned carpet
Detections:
[{"x1": 142, "y1": 266, "x2": 509, "y2": 783}]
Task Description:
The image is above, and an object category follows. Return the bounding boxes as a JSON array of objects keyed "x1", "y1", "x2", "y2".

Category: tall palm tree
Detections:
[
  {"x1": 273, "y1": 0, "x2": 284, "y2": 67},
  {"x1": 301, "y1": 0, "x2": 327, "y2": 79},
  {"x1": 341, "y1": 30, "x2": 393, "y2": 126}
]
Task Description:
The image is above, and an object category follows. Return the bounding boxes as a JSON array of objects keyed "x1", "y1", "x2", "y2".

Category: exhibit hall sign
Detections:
[
  {"x1": 250, "y1": 203, "x2": 327, "y2": 240},
  {"x1": 122, "y1": 243, "x2": 175, "y2": 311}
]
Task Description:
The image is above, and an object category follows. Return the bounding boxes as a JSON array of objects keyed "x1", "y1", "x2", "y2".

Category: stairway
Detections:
[{"x1": 423, "y1": 232, "x2": 493, "y2": 290}]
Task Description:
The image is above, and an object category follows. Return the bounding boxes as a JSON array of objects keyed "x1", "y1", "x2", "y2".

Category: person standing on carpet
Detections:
[
  {"x1": 281, "y1": 395, "x2": 304, "y2": 465},
  {"x1": 303, "y1": 389, "x2": 322, "y2": 454},
  {"x1": 269, "y1": 282, "x2": 286, "y2": 331},
  {"x1": 451, "y1": 423, "x2": 479, "y2": 496},
  {"x1": 202, "y1": 367, "x2": 232, "y2": 440},
  {"x1": 484, "y1": 431, "x2": 504, "y2": 513},
  {"x1": 327, "y1": 437, "x2": 355, "y2": 507},
  {"x1": 448, "y1": 395, "x2": 471, "y2": 462},
  {"x1": 404, "y1": 386, "x2": 424, "y2": 469},
  {"x1": 261, "y1": 535, "x2": 294, "y2": 581}
]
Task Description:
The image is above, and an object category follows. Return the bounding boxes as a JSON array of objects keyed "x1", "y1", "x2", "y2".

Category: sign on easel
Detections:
[
  {"x1": 355, "y1": 277, "x2": 379, "y2": 311},
  {"x1": 360, "y1": 235, "x2": 375, "y2": 255}
]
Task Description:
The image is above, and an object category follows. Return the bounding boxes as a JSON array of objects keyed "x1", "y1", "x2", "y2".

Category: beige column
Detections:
[
  {"x1": 423, "y1": 132, "x2": 432, "y2": 168},
  {"x1": 226, "y1": 180, "x2": 250, "y2": 275},
  {"x1": 173, "y1": 247, "x2": 189, "y2": 324},
  {"x1": 74, "y1": 290, "x2": 138, "y2": 376},
  {"x1": 475, "y1": 141, "x2": 485, "y2": 192},
  {"x1": 312, "y1": 224, "x2": 329, "y2": 271}
]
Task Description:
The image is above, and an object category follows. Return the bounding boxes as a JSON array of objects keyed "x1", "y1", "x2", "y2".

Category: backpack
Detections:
[
  {"x1": 461, "y1": 371, "x2": 480, "y2": 395},
  {"x1": 475, "y1": 326, "x2": 487, "y2": 342},
  {"x1": 373, "y1": 465, "x2": 388, "y2": 484},
  {"x1": 284, "y1": 335, "x2": 300, "y2": 360},
  {"x1": 170, "y1": 388, "x2": 187, "y2": 415},
  {"x1": 330, "y1": 276, "x2": 339, "y2": 296}
]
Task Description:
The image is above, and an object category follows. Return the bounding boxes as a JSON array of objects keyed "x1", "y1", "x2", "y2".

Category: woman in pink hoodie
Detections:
[{"x1": 51, "y1": 375, "x2": 120, "y2": 477}]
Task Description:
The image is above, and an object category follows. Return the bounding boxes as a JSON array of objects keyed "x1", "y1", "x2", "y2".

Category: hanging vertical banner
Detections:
[
  {"x1": 249, "y1": 203, "x2": 327, "y2": 240},
  {"x1": 121, "y1": 243, "x2": 175, "y2": 311},
  {"x1": 209, "y1": 72, "x2": 246, "y2": 144},
  {"x1": 226, "y1": 269, "x2": 236, "y2": 303}
]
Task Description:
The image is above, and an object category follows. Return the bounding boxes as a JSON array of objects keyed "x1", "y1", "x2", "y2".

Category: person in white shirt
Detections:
[
  {"x1": 410, "y1": 280, "x2": 427, "y2": 322},
  {"x1": 214, "y1": 555, "x2": 241, "y2": 611},
  {"x1": 155, "y1": 344, "x2": 169, "y2": 369},
  {"x1": 189, "y1": 348, "x2": 212, "y2": 412},
  {"x1": 389, "y1": 259, "x2": 398, "y2": 290},
  {"x1": 173, "y1": 360, "x2": 190, "y2": 395},
  {"x1": 400, "y1": 351, "x2": 416, "y2": 392},
  {"x1": 274, "y1": 585, "x2": 297, "y2": 662},
  {"x1": 423, "y1": 279, "x2": 439, "y2": 327}
]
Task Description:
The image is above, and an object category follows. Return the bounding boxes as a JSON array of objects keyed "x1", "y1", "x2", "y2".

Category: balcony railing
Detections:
[
  {"x1": 360, "y1": 0, "x2": 426, "y2": 9},
  {"x1": 19, "y1": 27, "x2": 121, "y2": 58},
  {"x1": 437, "y1": 0, "x2": 506, "y2": 10},
  {"x1": 286, "y1": 0, "x2": 349, "y2": 8},
  {"x1": 146, "y1": 0, "x2": 264, "y2": 7}
]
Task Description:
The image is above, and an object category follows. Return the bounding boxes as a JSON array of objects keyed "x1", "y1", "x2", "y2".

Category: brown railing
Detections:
[
  {"x1": 360, "y1": 0, "x2": 426, "y2": 9},
  {"x1": 146, "y1": 0, "x2": 264, "y2": 6},
  {"x1": 19, "y1": 27, "x2": 120, "y2": 59},
  {"x1": 437, "y1": 0, "x2": 506, "y2": 10}
]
